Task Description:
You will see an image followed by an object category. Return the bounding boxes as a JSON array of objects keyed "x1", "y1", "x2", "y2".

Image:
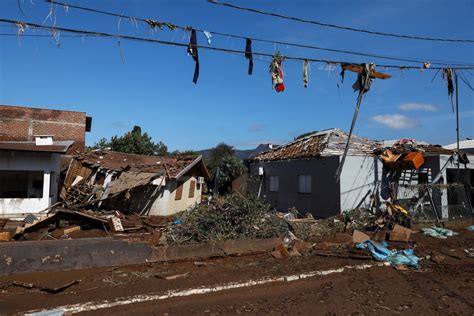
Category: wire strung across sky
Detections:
[
  {"x1": 38, "y1": 0, "x2": 474, "y2": 67},
  {"x1": 3, "y1": 18, "x2": 474, "y2": 72},
  {"x1": 207, "y1": 0, "x2": 474, "y2": 44}
]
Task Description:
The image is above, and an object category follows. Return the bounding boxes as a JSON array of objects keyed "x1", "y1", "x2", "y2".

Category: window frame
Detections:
[
  {"x1": 297, "y1": 174, "x2": 312, "y2": 194},
  {"x1": 268, "y1": 175, "x2": 279, "y2": 192}
]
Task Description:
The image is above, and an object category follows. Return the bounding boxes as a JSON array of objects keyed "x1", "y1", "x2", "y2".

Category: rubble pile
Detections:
[{"x1": 163, "y1": 194, "x2": 289, "y2": 245}]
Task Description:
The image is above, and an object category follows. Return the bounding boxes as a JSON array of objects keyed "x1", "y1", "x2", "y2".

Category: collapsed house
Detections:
[
  {"x1": 247, "y1": 128, "x2": 474, "y2": 219},
  {"x1": 61, "y1": 150, "x2": 210, "y2": 216},
  {"x1": 0, "y1": 137, "x2": 74, "y2": 218}
]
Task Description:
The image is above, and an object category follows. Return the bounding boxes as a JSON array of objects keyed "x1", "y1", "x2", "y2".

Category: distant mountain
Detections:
[{"x1": 197, "y1": 144, "x2": 276, "y2": 160}]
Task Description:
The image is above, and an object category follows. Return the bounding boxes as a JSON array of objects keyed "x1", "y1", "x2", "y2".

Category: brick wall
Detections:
[{"x1": 0, "y1": 105, "x2": 88, "y2": 154}]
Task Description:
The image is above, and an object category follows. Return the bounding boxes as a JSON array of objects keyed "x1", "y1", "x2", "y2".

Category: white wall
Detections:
[
  {"x1": 0, "y1": 151, "x2": 60, "y2": 218},
  {"x1": 148, "y1": 176, "x2": 202, "y2": 216},
  {"x1": 339, "y1": 155, "x2": 379, "y2": 213}
]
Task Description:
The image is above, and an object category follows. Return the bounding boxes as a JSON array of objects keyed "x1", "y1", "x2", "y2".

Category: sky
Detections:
[{"x1": 0, "y1": 0, "x2": 473, "y2": 151}]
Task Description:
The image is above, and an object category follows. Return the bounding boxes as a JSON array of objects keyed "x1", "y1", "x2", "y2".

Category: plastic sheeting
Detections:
[
  {"x1": 356, "y1": 240, "x2": 419, "y2": 268},
  {"x1": 421, "y1": 227, "x2": 459, "y2": 239}
]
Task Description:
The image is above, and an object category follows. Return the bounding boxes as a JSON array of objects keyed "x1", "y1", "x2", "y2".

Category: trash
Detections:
[
  {"x1": 390, "y1": 224, "x2": 412, "y2": 242},
  {"x1": 193, "y1": 261, "x2": 208, "y2": 267},
  {"x1": 422, "y1": 227, "x2": 459, "y2": 239},
  {"x1": 356, "y1": 240, "x2": 419, "y2": 268},
  {"x1": 156, "y1": 272, "x2": 190, "y2": 280},
  {"x1": 274, "y1": 243, "x2": 290, "y2": 258},
  {"x1": 7, "y1": 280, "x2": 80, "y2": 293},
  {"x1": 109, "y1": 217, "x2": 124, "y2": 232},
  {"x1": 464, "y1": 249, "x2": 474, "y2": 258},
  {"x1": 430, "y1": 253, "x2": 446, "y2": 263},
  {"x1": 23, "y1": 214, "x2": 38, "y2": 224},
  {"x1": 467, "y1": 225, "x2": 474, "y2": 231},
  {"x1": 288, "y1": 248, "x2": 302, "y2": 257},
  {"x1": 0, "y1": 231, "x2": 12, "y2": 242},
  {"x1": 352, "y1": 230, "x2": 370, "y2": 244}
]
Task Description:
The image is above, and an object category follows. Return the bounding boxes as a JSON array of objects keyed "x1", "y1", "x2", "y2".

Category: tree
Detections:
[
  {"x1": 215, "y1": 155, "x2": 246, "y2": 194},
  {"x1": 207, "y1": 143, "x2": 245, "y2": 194},
  {"x1": 208, "y1": 143, "x2": 235, "y2": 175},
  {"x1": 90, "y1": 126, "x2": 168, "y2": 156}
]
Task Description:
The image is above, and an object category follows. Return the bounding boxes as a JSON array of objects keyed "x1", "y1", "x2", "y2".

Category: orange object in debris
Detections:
[
  {"x1": 402, "y1": 151, "x2": 424, "y2": 170},
  {"x1": 382, "y1": 150, "x2": 424, "y2": 170}
]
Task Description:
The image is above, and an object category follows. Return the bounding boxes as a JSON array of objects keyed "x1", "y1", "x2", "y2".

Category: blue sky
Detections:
[{"x1": 0, "y1": 0, "x2": 473, "y2": 150}]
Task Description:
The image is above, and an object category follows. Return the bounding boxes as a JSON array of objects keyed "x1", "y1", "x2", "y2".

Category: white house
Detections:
[{"x1": 0, "y1": 137, "x2": 74, "y2": 218}]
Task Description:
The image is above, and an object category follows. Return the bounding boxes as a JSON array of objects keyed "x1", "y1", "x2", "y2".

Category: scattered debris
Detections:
[
  {"x1": 155, "y1": 272, "x2": 190, "y2": 280},
  {"x1": 356, "y1": 240, "x2": 419, "y2": 268},
  {"x1": 422, "y1": 227, "x2": 459, "y2": 239},
  {"x1": 352, "y1": 230, "x2": 370, "y2": 244},
  {"x1": 4, "y1": 280, "x2": 80, "y2": 294},
  {"x1": 466, "y1": 225, "x2": 474, "y2": 231},
  {"x1": 390, "y1": 224, "x2": 412, "y2": 242},
  {"x1": 163, "y1": 194, "x2": 288, "y2": 245}
]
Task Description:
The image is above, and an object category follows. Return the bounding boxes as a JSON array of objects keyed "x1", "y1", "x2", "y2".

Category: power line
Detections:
[
  {"x1": 2, "y1": 18, "x2": 473, "y2": 71},
  {"x1": 42, "y1": 0, "x2": 474, "y2": 67},
  {"x1": 208, "y1": 0, "x2": 474, "y2": 44}
]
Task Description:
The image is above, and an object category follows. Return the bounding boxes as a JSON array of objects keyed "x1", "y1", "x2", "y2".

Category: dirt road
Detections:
[{"x1": 1, "y1": 223, "x2": 473, "y2": 315}]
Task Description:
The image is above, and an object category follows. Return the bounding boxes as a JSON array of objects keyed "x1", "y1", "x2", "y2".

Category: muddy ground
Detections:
[{"x1": 0, "y1": 220, "x2": 473, "y2": 315}]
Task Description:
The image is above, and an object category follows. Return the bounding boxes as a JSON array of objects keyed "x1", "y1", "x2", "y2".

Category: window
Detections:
[
  {"x1": 298, "y1": 175, "x2": 312, "y2": 194},
  {"x1": 175, "y1": 181, "x2": 184, "y2": 200},
  {"x1": 269, "y1": 176, "x2": 279, "y2": 192},
  {"x1": 189, "y1": 180, "x2": 196, "y2": 198},
  {"x1": 0, "y1": 170, "x2": 44, "y2": 198}
]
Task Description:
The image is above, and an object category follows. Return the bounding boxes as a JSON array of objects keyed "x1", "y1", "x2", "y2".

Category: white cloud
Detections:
[
  {"x1": 399, "y1": 102, "x2": 438, "y2": 112},
  {"x1": 371, "y1": 114, "x2": 419, "y2": 129}
]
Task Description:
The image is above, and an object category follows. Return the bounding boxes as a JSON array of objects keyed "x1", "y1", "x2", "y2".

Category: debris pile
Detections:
[{"x1": 163, "y1": 194, "x2": 289, "y2": 245}]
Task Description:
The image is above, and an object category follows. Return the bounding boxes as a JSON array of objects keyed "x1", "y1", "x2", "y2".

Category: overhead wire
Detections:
[
  {"x1": 41, "y1": 0, "x2": 474, "y2": 67},
  {"x1": 2, "y1": 18, "x2": 474, "y2": 71},
  {"x1": 207, "y1": 0, "x2": 474, "y2": 43}
]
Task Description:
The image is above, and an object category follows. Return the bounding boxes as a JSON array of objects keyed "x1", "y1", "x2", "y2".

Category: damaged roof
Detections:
[
  {"x1": 249, "y1": 128, "x2": 377, "y2": 162},
  {"x1": 0, "y1": 140, "x2": 74, "y2": 154},
  {"x1": 77, "y1": 150, "x2": 210, "y2": 179}
]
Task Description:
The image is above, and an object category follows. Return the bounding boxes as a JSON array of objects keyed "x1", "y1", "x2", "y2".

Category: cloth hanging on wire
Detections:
[
  {"x1": 269, "y1": 53, "x2": 284, "y2": 92},
  {"x1": 303, "y1": 60, "x2": 309, "y2": 88},
  {"x1": 442, "y1": 68, "x2": 454, "y2": 112},
  {"x1": 203, "y1": 30, "x2": 212, "y2": 45},
  {"x1": 187, "y1": 28, "x2": 199, "y2": 84},
  {"x1": 245, "y1": 38, "x2": 253, "y2": 75},
  {"x1": 335, "y1": 63, "x2": 375, "y2": 181}
]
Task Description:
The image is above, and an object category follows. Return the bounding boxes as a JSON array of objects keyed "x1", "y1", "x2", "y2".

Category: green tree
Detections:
[
  {"x1": 208, "y1": 143, "x2": 245, "y2": 194},
  {"x1": 91, "y1": 126, "x2": 168, "y2": 156}
]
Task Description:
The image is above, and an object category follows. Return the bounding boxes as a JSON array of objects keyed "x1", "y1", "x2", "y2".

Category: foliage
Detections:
[
  {"x1": 215, "y1": 155, "x2": 246, "y2": 192},
  {"x1": 207, "y1": 143, "x2": 245, "y2": 194},
  {"x1": 170, "y1": 149, "x2": 199, "y2": 156},
  {"x1": 90, "y1": 126, "x2": 168, "y2": 156},
  {"x1": 163, "y1": 193, "x2": 289, "y2": 244}
]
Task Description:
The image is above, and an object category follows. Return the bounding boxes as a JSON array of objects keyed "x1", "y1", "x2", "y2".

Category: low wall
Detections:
[{"x1": 0, "y1": 237, "x2": 280, "y2": 276}]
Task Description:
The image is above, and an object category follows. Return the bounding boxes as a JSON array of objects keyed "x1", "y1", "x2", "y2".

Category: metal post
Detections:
[{"x1": 455, "y1": 70, "x2": 460, "y2": 169}]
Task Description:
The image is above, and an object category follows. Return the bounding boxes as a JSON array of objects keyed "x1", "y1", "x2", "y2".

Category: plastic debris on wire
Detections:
[
  {"x1": 356, "y1": 240, "x2": 419, "y2": 268},
  {"x1": 421, "y1": 227, "x2": 459, "y2": 239}
]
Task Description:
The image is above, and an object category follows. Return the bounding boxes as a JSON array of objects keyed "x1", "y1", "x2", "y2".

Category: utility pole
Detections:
[{"x1": 455, "y1": 70, "x2": 460, "y2": 169}]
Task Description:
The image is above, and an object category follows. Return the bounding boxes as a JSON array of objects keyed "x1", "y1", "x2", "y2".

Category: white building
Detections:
[{"x1": 0, "y1": 137, "x2": 73, "y2": 219}]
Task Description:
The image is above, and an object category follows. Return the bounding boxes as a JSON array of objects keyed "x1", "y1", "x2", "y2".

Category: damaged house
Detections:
[
  {"x1": 0, "y1": 136, "x2": 74, "y2": 218},
  {"x1": 248, "y1": 128, "x2": 474, "y2": 219},
  {"x1": 62, "y1": 151, "x2": 210, "y2": 216}
]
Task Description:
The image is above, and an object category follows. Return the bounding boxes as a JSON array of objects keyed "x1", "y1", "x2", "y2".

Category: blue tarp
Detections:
[
  {"x1": 421, "y1": 226, "x2": 458, "y2": 239},
  {"x1": 356, "y1": 240, "x2": 419, "y2": 268}
]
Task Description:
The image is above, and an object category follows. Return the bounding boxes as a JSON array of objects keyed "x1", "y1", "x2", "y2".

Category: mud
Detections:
[{"x1": 0, "y1": 221, "x2": 473, "y2": 315}]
